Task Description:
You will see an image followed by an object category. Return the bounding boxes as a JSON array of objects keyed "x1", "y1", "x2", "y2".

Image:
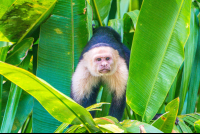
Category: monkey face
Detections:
[
  {"x1": 83, "y1": 46, "x2": 119, "y2": 76},
  {"x1": 94, "y1": 53, "x2": 113, "y2": 74}
]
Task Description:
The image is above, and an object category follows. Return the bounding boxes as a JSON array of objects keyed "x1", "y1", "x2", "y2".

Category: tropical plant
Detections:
[{"x1": 0, "y1": 0, "x2": 200, "y2": 133}]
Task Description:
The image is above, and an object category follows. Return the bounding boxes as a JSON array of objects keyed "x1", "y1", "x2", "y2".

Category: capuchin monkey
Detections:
[{"x1": 70, "y1": 26, "x2": 130, "y2": 121}]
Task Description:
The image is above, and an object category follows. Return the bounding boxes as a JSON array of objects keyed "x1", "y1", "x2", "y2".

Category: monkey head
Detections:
[{"x1": 83, "y1": 46, "x2": 119, "y2": 76}]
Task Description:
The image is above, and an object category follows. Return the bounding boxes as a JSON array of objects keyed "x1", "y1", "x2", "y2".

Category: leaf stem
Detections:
[
  {"x1": 93, "y1": 0, "x2": 103, "y2": 26},
  {"x1": 117, "y1": 0, "x2": 121, "y2": 19}
]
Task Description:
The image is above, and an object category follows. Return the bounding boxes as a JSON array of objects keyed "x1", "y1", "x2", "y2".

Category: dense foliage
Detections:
[{"x1": 0, "y1": 0, "x2": 200, "y2": 133}]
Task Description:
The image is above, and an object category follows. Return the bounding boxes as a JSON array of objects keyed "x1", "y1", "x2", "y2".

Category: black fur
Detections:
[{"x1": 71, "y1": 26, "x2": 130, "y2": 121}]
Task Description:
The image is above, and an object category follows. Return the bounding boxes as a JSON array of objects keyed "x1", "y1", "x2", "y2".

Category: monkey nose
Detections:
[{"x1": 102, "y1": 64, "x2": 107, "y2": 67}]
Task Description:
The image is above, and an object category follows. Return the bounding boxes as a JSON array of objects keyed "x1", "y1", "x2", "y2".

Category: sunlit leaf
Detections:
[
  {"x1": 127, "y1": 0, "x2": 191, "y2": 123},
  {"x1": 152, "y1": 98, "x2": 179, "y2": 133},
  {"x1": 54, "y1": 123, "x2": 69, "y2": 133},
  {"x1": 0, "y1": 61, "x2": 99, "y2": 133},
  {"x1": 0, "y1": 0, "x2": 15, "y2": 18},
  {"x1": 0, "y1": 0, "x2": 57, "y2": 43},
  {"x1": 121, "y1": 120, "x2": 163, "y2": 133},
  {"x1": 1, "y1": 54, "x2": 31, "y2": 133},
  {"x1": 194, "y1": 120, "x2": 200, "y2": 133},
  {"x1": 86, "y1": 102, "x2": 110, "y2": 112},
  {"x1": 98, "y1": 124, "x2": 124, "y2": 133}
]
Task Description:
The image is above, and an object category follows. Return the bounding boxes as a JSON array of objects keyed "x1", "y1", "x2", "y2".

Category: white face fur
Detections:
[{"x1": 83, "y1": 46, "x2": 119, "y2": 76}]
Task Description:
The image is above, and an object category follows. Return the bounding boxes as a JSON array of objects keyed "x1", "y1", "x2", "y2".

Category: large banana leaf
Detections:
[
  {"x1": 127, "y1": 0, "x2": 191, "y2": 123},
  {"x1": 0, "y1": 0, "x2": 15, "y2": 18},
  {"x1": 0, "y1": 61, "x2": 98, "y2": 133},
  {"x1": 0, "y1": 0, "x2": 57, "y2": 44},
  {"x1": 34, "y1": 0, "x2": 90, "y2": 132}
]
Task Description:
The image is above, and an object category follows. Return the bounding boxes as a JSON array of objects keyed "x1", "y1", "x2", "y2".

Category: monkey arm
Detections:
[{"x1": 108, "y1": 93, "x2": 126, "y2": 121}]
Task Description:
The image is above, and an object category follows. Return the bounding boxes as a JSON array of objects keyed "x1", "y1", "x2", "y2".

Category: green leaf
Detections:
[
  {"x1": 21, "y1": 114, "x2": 33, "y2": 133},
  {"x1": 186, "y1": 8, "x2": 200, "y2": 114},
  {"x1": 179, "y1": 6, "x2": 199, "y2": 114},
  {"x1": 178, "y1": 113, "x2": 200, "y2": 132},
  {"x1": 0, "y1": 0, "x2": 57, "y2": 43},
  {"x1": 94, "y1": 116, "x2": 126, "y2": 133},
  {"x1": 87, "y1": 0, "x2": 93, "y2": 40},
  {"x1": 94, "y1": 116, "x2": 119, "y2": 125},
  {"x1": 98, "y1": 124, "x2": 124, "y2": 133},
  {"x1": 11, "y1": 90, "x2": 33, "y2": 133},
  {"x1": 54, "y1": 123, "x2": 69, "y2": 133},
  {"x1": 121, "y1": 120, "x2": 163, "y2": 133},
  {"x1": 65, "y1": 125, "x2": 81, "y2": 133},
  {"x1": 0, "y1": 42, "x2": 13, "y2": 48},
  {"x1": 11, "y1": 53, "x2": 33, "y2": 133},
  {"x1": 0, "y1": 45, "x2": 9, "y2": 125},
  {"x1": 127, "y1": 0, "x2": 191, "y2": 123},
  {"x1": 95, "y1": 87, "x2": 112, "y2": 118},
  {"x1": 0, "y1": 0, "x2": 15, "y2": 18},
  {"x1": 72, "y1": 126, "x2": 87, "y2": 133},
  {"x1": 172, "y1": 125, "x2": 181, "y2": 133},
  {"x1": 5, "y1": 38, "x2": 33, "y2": 66},
  {"x1": 90, "y1": 0, "x2": 112, "y2": 26},
  {"x1": 0, "y1": 61, "x2": 98, "y2": 133},
  {"x1": 94, "y1": 117, "x2": 115, "y2": 125},
  {"x1": 129, "y1": 0, "x2": 140, "y2": 11},
  {"x1": 123, "y1": 10, "x2": 139, "y2": 49},
  {"x1": 194, "y1": 120, "x2": 200, "y2": 133},
  {"x1": 34, "y1": 0, "x2": 90, "y2": 132},
  {"x1": 108, "y1": 19, "x2": 123, "y2": 36},
  {"x1": 117, "y1": 0, "x2": 129, "y2": 19},
  {"x1": 0, "y1": 84, "x2": 21, "y2": 133},
  {"x1": 0, "y1": 45, "x2": 9, "y2": 61},
  {"x1": 152, "y1": 98, "x2": 179, "y2": 133},
  {"x1": 86, "y1": 102, "x2": 110, "y2": 112},
  {"x1": 178, "y1": 118, "x2": 193, "y2": 133},
  {"x1": 0, "y1": 54, "x2": 31, "y2": 133}
]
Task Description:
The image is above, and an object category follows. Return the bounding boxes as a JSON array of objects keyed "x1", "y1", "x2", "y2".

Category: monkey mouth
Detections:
[{"x1": 99, "y1": 69, "x2": 110, "y2": 73}]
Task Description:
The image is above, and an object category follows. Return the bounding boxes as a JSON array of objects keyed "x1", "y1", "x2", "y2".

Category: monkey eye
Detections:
[
  {"x1": 106, "y1": 57, "x2": 110, "y2": 60},
  {"x1": 97, "y1": 58, "x2": 101, "y2": 61}
]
